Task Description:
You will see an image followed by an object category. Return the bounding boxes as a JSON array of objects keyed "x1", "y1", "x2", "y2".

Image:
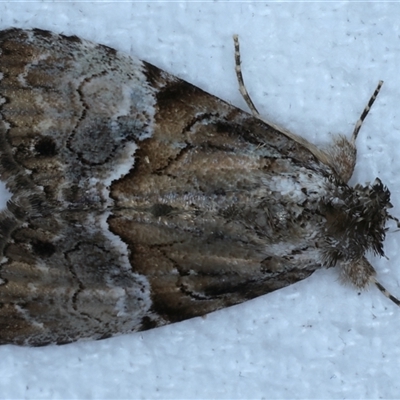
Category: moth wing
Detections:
[{"x1": 0, "y1": 28, "x2": 329, "y2": 345}]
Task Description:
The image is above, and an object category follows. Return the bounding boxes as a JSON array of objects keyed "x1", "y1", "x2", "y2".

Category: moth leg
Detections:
[
  {"x1": 327, "y1": 81, "x2": 383, "y2": 182},
  {"x1": 233, "y1": 35, "x2": 260, "y2": 117},
  {"x1": 374, "y1": 280, "x2": 400, "y2": 307},
  {"x1": 342, "y1": 257, "x2": 400, "y2": 308}
]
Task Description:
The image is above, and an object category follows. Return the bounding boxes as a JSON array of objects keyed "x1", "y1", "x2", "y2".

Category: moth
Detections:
[{"x1": 0, "y1": 28, "x2": 398, "y2": 347}]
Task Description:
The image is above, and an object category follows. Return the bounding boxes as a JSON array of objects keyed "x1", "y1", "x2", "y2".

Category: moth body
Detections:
[{"x1": 0, "y1": 28, "x2": 395, "y2": 346}]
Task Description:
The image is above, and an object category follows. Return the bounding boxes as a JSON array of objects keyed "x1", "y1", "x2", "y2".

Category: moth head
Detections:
[
  {"x1": 322, "y1": 178, "x2": 390, "y2": 272},
  {"x1": 323, "y1": 177, "x2": 400, "y2": 306},
  {"x1": 350, "y1": 177, "x2": 393, "y2": 256},
  {"x1": 324, "y1": 177, "x2": 392, "y2": 265}
]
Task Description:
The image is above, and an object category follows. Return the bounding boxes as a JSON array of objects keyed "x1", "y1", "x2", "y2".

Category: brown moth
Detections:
[{"x1": 0, "y1": 28, "x2": 398, "y2": 346}]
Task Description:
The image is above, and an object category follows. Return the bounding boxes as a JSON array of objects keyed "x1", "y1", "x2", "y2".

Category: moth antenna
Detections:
[
  {"x1": 233, "y1": 34, "x2": 260, "y2": 117},
  {"x1": 352, "y1": 80, "x2": 383, "y2": 143},
  {"x1": 231, "y1": 35, "x2": 336, "y2": 168},
  {"x1": 373, "y1": 278, "x2": 400, "y2": 307}
]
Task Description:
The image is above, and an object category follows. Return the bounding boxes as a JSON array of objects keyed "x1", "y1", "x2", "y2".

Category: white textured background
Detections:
[{"x1": 1, "y1": 2, "x2": 400, "y2": 399}]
